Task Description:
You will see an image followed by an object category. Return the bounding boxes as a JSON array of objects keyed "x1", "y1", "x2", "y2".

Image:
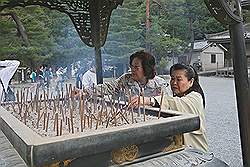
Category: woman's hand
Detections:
[{"x1": 128, "y1": 96, "x2": 151, "y2": 109}]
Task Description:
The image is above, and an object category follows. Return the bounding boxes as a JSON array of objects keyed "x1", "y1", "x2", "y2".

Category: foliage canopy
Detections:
[{"x1": 0, "y1": 0, "x2": 226, "y2": 73}]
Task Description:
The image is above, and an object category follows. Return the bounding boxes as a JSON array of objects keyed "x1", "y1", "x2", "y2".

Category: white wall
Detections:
[{"x1": 201, "y1": 45, "x2": 224, "y2": 71}]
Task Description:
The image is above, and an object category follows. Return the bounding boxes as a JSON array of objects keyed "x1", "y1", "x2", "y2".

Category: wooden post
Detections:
[
  {"x1": 229, "y1": 21, "x2": 250, "y2": 166},
  {"x1": 90, "y1": 0, "x2": 103, "y2": 84}
]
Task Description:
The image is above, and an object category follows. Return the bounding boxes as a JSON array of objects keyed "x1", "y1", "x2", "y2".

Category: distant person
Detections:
[
  {"x1": 76, "y1": 72, "x2": 83, "y2": 89},
  {"x1": 0, "y1": 60, "x2": 20, "y2": 102},
  {"x1": 129, "y1": 63, "x2": 208, "y2": 152},
  {"x1": 81, "y1": 66, "x2": 97, "y2": 92},
  {"x1": 75, "y1": 64, "x2": 84, "y2": 89},
  {"x1": 30, "y1": 70, "x2": 36, "y2": 83},
  {"x1": 44, "y1": 67, "x2": 53, "y2": 89},
  {"x1": 37, "y1": 65, "x2": 45, "y2": 89},
  {"x1": 55, "y1": 67, "x2": 66, "y2": 91}
]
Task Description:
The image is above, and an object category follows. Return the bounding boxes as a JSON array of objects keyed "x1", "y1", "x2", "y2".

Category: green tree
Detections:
[
  {"x1": 105, "y1": 0, "x2": 145, "y2": 62},
  {"x1": 0, "y1": 0, "x2": 228, "y2": 72},
  {"x1": 0, "y1": 6, "x2": 55, "y2": 69}
]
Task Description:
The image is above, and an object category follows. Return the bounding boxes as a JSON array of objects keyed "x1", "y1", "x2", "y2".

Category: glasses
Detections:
[{"x1": 129, "y1": 65, "x2": 143, "y2": 71}]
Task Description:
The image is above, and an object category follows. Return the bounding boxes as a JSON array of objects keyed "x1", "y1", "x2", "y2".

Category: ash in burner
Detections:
[{"x1": 3, "y1": 84, "x2": 161, "y2": 137}]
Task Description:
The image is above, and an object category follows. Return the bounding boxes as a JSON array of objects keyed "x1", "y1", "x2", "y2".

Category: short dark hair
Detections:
[
  {"x1": 129, "y1": 50, "x2": 156, "y2": 80},
  {"x1": 170, "y1": 63, "x2": 205, "y2": 107}
]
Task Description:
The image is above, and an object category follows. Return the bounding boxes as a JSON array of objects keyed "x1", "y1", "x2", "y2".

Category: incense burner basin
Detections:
[{"x1": 0, "y1": 106, "x2": 199, "y2": 167}]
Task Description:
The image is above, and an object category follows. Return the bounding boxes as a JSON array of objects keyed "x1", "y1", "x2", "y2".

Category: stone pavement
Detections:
[{"x1": 0, "y1": 130, "x2": 27, "y2": 167}]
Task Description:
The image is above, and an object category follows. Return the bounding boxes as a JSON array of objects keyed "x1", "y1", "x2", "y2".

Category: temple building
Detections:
[
  {"x1": 191, "y1": 40, "x2": 227, "y2": 71},
  {"x1": 206, "y1": 23, "x2": 250, "y2": 67}
]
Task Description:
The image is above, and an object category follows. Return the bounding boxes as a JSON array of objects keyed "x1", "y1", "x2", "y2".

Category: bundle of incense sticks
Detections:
[{"x1": 2, "y1": 84, "x2": 164, "y2": 137}]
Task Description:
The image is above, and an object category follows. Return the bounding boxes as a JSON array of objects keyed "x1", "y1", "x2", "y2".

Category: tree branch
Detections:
[{"x1": 0, "y1": 12, "x2": 30, "y2": 46}]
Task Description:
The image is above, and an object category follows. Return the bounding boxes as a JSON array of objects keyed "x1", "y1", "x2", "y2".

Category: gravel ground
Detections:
[{"x1": 200, "y1": 76, "x2": 243, "y2": 167}]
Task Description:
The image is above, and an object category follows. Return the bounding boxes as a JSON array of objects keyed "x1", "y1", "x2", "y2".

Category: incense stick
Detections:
[
  {"x1": 157, "y1": 90, "x2": 164, "y2": 119},
  {"x1": 46, "y1": 113, "x2": 50, "y2": 132},
  {"x1": 142, "y1": 88, "x2": 146, "y2": 122}
]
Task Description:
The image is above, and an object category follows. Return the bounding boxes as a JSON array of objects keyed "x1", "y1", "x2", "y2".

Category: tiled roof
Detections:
[
  {"x1": 192, "y1": 40, "x2": 227, "y2": 52},
  {"x1": 206, "y1": 23, "x2": 250, "y2": 42}
]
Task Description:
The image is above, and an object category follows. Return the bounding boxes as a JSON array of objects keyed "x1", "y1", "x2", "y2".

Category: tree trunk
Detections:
[{"x1": 0, "y1": 12, "x2": 30, "y2": 46}]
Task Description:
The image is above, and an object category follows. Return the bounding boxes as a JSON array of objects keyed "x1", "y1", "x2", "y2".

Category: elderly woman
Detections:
[
  {"x1": 95, "y1": 50, "x2": 169, "y2": 98},
  {"x1": 129, "y1": 63, "x2": 208, "y2": 152}
]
